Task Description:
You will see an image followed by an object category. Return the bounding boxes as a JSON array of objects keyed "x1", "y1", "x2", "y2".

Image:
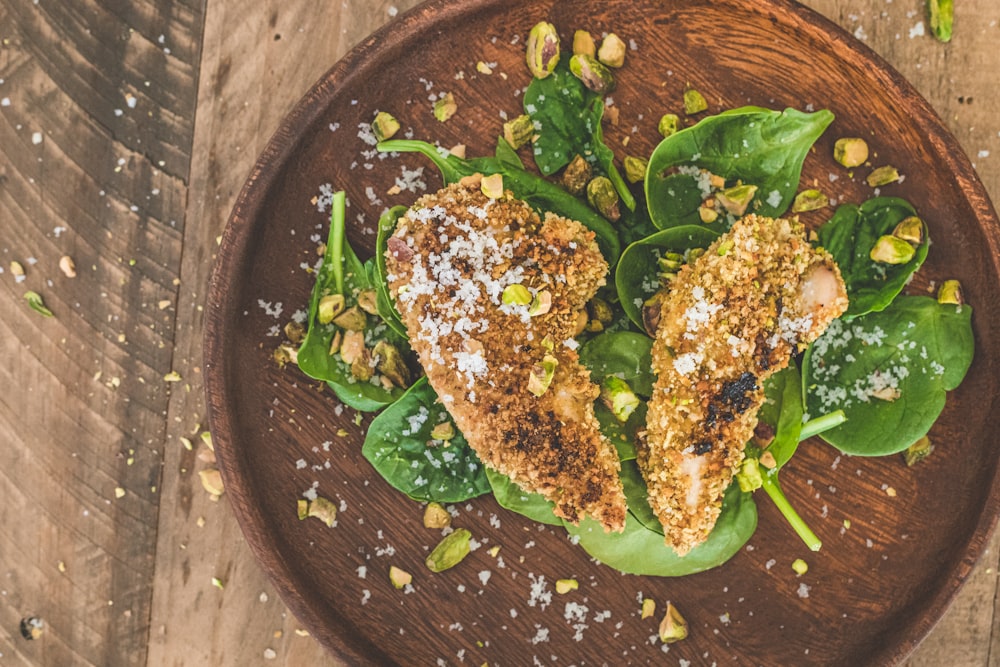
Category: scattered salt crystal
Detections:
[
  {"x1": 31, "y1": 131, "x2": 42, "y2": 145},
  {"x1": 908, "y1": 21, "x2": 925, "y2": 38}
]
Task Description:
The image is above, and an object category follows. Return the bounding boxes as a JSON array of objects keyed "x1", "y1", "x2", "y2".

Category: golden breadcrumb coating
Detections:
[
  {"x1": 639, "y1": 214, "x2": 848, "y2": 555},
  {"x1": 385, "y1": 181, "x2": 626, "y2": 532}
]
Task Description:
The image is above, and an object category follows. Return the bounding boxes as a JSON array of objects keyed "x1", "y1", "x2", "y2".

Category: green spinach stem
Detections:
[
  {"x1": 761, "y1": 474, "x2": 823, "y2": 552},
  {"x1": 799, "y1": 410, "x2": 847, "y2": 441},
  {"x1": 331, "y1": 190, "x2": 346, "y2": 295}
]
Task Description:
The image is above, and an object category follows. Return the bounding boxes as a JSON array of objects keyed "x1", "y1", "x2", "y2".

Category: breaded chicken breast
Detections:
[
  {"x1": 385, "y1": 180, "x2": 627, "y2": 532},
  {"x1": 640, "y1": 214, "x2": 848, "y2": 555}
]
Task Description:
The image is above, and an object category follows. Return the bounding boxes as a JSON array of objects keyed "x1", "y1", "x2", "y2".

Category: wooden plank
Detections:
[
  {"x1": 0, "y1": 0, "x2": 203, "y2": 665},
  {"x1": 145, "y1": 1, "x2": 423, "y2": 665}
]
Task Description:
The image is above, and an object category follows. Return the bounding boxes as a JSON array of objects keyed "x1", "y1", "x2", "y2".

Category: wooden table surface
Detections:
[{"x1": 1, "y1": 0, "x2": 997, "y2": 664}]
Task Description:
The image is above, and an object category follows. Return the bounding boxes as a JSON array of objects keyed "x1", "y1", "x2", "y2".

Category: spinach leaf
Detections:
[
  {"x1": 373, "y1": 205, "x2": 409, "y2": 339},
  {"x1": 494, "y1": 135, "x2": 525, "y2": 170},
  {"x1": 565, "y1": 479, "x2": 756, "y2": 577},
  {"x1": 758, "y1": 361, "x2": 804, "y2": 470},
  {"x1": 485, "y1": 468, "x2": 561, "y2": 526},
  {"x1": 614, "y1": 225, "x2": 720, "y2": 331},
  {"x1": 578, "y1": 331, "x2": 656, "y2": 397},
  {"x1": 362, "y1": 377, "x2": 491, "y2": 502},
  {"x1": 816, "y1": 197, "x2": 928, "y2": 318},
  {"x1": 377, "y1": 139, "x2": 622, "y2": 266},
  {"x1": 803, "y1": 295, "x2": 974, "y2": 456},
  {"x1": 297, "y1": 191, "x2": 406, "y2": 411},
  {"x1": 523, "y1": 61, "x2": 634, "y2": 211},
  {"x1": 644, "y1": 107, "x2": 834, "y2": 230}
]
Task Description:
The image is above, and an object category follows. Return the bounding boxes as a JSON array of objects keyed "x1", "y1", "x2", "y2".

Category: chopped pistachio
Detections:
[
  {"x1": 641, "y1": 598, "x2": 656, "y2": 619},
  {"x1": 928, "y1": 0, "x2": 953, "y2": 42},
  {"x1": 555, "y1": 578, "x2": 579, "y2": 594},
  {"x1": 297, "y1": 499, "x2": 309, "y2": 520},
  {"x1": 658, "y1": 602, "x2": 689, "y2": 643},
  {"x1": 423, "y1": 502, "x2": 452, "y2": 529},
  {"x1": 600, "y1": 376, "x2": 641, "y2": 422},
  {"x1": 526, "y1": 21, "x2": 560, "y2": 79},
  {"x1": 306, "y1": 496, "x2": 338, "y2": 527},
  {"x1": 373, "y1": 340, "x2": 411, "y2": 388},
  {"x1": 372, "y1": 111, "x2": 400, "y2": 142},
  {"x1": 164, "y1": 370, "x2": 182, "y2": 382},
  {"x1": 357, "y1": 289, "x2": 379, "y2": 315},
  {"x1": 623, "y1": 155, "x2": 648, "y2": 184},
  {"x1": 350, "y1": 349, "x2": 373, "y2": 381},
  {"x1": 870, "y1": 386, "x2": 901, "y2": 401},
  {"x1": 586, "y1": 175, "x2": 621, "y2": 221},
  {"x1": 481, "y1": 173, "x2": 504, "y2": 199},
  {"x1": 283, "y1": 321, "x2": 305, "y2": 345},
  {"x1": 317, "y1": 293, "x2": 346, "y2": 324},
  {"x1": 10, "y1": 260, "x2": 25, "y2": 276},
  {"x1": 502, "y1": 114, "x2": 534, "y2": 150},
  {"x1": 903, "y1": 435, "x2": 935, "y2": 466},
  {"x1": 937, "y1": 279, "x2": 964, "y2": 305},
  {"x1": 211, "y1": 576, "x2": 225, "y2": 590},
  {"x1": 657, "y1": 113, "x2": 680, "y2": 138},
  {"x1": 569, "y1": 54, "x2": 615, "y2": 94},
  {"x1": 683, "y1": 88, "x2": 707, "y2": 115},
  {"x1": 528, "y1": 290, "x2": 552, "y2": 317},
  {"x1": 562, "y1": 154, "x2": 593, "y2": 195},
  {"x1": 59, "y1": 255, "x2": 77, "y2": 278},
  {"x1": 429, "y1": 421, "x2": 455, "y2": 442},
  {"x1": 327, "y1": 330, "x2": 343, "y2": 356},
  {"x1": 24, "y1": 291, "x2": 54, "y2": 317},
  {"x1": 870, "y1": 235, "x2": 915, "y2": 264},
  {"x1": 425, "y1": 528, "x2": 472, "y2": 572},
  {"x1": 892, "y1": 216, "x2": 924, "y2": 245},
  {"x1": 716, "y1": 239, "x2": 735, "y2": 257},
  {"x1": 736, "y1": 457, "x2": 763, "y2": 492},
  {"x1": 866, "y1": 165, "x2": 900, "y2": 187},
  {"x1": 527, "y1": 354, "x2": 559, "y2": 397},
  {"x1": 339, "y1": 330, "x2": 366, "y2": 365},
  {"x1": 199, "y1": 469, "x2": 224, "y2": 497},
  {"x1": 180, "y1": 436, "x2": 193, "y2": 451},
  {"x1": 699, "y1": 206, "x2": 719, "y2": 224},
  {"x1": 597, "y1": 33, "x2": 626, "y2": 68},
  {"x1": 758, "y1": 450, "x2": 777, "y2": 469},
  {"x1": 792, "y1": 558, "x2": 809, "y2": 575},
  {"x1": 791, "y1": 189, "x2": 829, "y2": 213},
  {"x1": 833, "y1": 137, "x2": 869, "y2": 168},
  {"x1": 449, "y1": 144, "x2": 467, "y2": 159},
  {"x1": 433, "y1": 92, "x2": 457, "y2": 122},
  {"x1": 389, "y1": 565, "x2": 412, "y2": 589},
  {"x1": 587, "y1": 297, "x2": 614, "y2": 325},
  {"x1": 716, "y1": 184, "x2": 758, "y2": 216},
  {"x1": 642, "y1": 294, "x2": 662, "y2": 337},
  {"x1": 572, "y1": 29, "x2": 595, "y2": 57},
  {"x1": 201, "y1": 431, "x2": 214, "y2": 451},
  {"x1": 332, "y1": 305, "x2": 367, "y2": 331},
  {"x1": 657, "y1": 252, "x2": 685, "y2": 274},
  {"x1": 476, "y1": 60, "x2": 493, "y2": 75},
  {"x1": 502, "y1": 284, "x2": 532, "y2": 306}
]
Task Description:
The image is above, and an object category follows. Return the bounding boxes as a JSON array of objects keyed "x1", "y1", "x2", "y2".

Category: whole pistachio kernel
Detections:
[
  {"x1": 433, "y1": 92, "x2": 457, "y2": 122},
  {"x1": 903, "y1": 435, "x2": 935, "y2": 466},
  {"x1": 866, "y1": 165, "x2": 900, "y2": 187},
  {"x1": 586, "y1": 175, "x2": 621, "y2": 221},
  {"x1": 597, "y1": 33, "x2": 627, "y2": 68},
  {"x1": 423, "y1": 501, "x2": 452, "y2": 529},
  {"x1": 526, "y1": 21, "x2": 560, "y2": 79},
  {"x1": 332, "y1": 305, "x2": 367, "y2": 331},
  {"x1": 372, "y1": 111, "x2": 400, "y2": 142},
  {"x1": 317, "y1": 293, "x2": 346, "y2": 324},
  {"x1": 562, "y1": 154, "x2": 593, "y2": 195},
  {"x1": 373, "y1": 340, "x2": 411, "y2": 388},
  {"x1": 657, "y1": 113, "x2": 680, "y2": 138},
  {"x1": 425, "y1": 528, "x2": 473, "y2": 572},
  {"x1": 792, "y1": 189, "x2": 829, "y2": 213},
  {"x1": 683, "y1": 87, "x2": 708, "y2": 115},
  {"x1": 658, "y1": 602, "x2": 689, "y2": 643},
  {"x1": 429, "y1": 420, "x2": 455, "y2": 442},
  {"x1": 306, "y1": 496, "x2": 338, "y2": 527},
  {"x1": 572, "y1": 29, "x2": 596, "y2": 57},
  {"x1": 623, "y1": 155, "x2": 648, "y2": 184},
  {"x1": 892, "y1": 216, "x2": 924, "y2": 245},
  {"x1": 870, "y1": 235, "x2": 915, "y2": 264},
  {"x1": 569, "y1": 53, "x2": 615, "y2": 94},
  {"x1": 833, "y1": 137, "x2": 869, "y2": 167}
]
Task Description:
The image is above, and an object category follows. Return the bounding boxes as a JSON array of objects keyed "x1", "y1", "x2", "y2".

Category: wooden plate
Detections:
[{"x1": 204, "y1": 0, "x2": 1000, "y2": 664}]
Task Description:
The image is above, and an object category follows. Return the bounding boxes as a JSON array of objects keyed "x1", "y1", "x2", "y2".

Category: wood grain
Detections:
[{"x1": 0, "y1": 0, "x2": 997, "y2": 665}]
